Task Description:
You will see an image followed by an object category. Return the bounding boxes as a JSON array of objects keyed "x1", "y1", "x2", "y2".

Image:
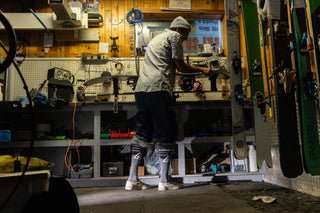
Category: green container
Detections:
[
  {"x1": 100, "y1": 134, "x2": 110, "y2": 139},
  {"x1": 55, "y1": 136, "x2": 66, "y2": 140}
]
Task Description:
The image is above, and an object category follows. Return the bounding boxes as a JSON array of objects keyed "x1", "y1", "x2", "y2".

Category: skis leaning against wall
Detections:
[
  {"x1": 241, "y1": 0, "x2": 272, "y2": 169},
  {"x1": 225, "y1": 0, "x2": 247, "y2": 160},
  {"x1": 289, "y1": 0, "x2": 320, "y2": 175},
  {"x1": 259, "y1": 0, "x2": 303, "y2": 178}
]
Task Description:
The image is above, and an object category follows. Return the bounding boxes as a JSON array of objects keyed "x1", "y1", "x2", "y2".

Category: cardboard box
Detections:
[
  {"x1": 171, "y1": 158, "x2": 197, "y2": 175},
  {"x1": 103, "y1": 162, "x2": 123, "y2": 177},
  {"x1": 129, "y1": 166, "x2": 145, "y2": 176}
]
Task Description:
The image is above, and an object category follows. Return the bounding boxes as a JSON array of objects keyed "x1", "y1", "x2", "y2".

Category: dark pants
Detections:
[{"x1": 135, "y1": 91, "x2": 177, "y2": 144}]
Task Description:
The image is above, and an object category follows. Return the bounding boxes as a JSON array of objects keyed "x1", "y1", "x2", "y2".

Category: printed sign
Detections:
[{"x1": 183, "y1": 20, "x2": 222, "y2": 53}]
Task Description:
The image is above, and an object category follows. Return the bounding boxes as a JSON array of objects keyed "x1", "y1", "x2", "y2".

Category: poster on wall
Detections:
[
  {"x1": 183, "y1": 20, "x2": 222, "y2": 54},
  {"x1": 135, "y1": 20, "x2": 222, "y2": 55},
  {"x1": 169, "y1": 0, "x2": 191, "y2": 9}
]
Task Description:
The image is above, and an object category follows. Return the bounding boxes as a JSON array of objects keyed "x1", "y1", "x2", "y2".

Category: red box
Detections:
[
  {"x1": 120, "y1": 133, "x2": 129, "y2": 139},
  {"x1": 110, "y1": 130, "x2": 119, "y2": 139},
  {"x1": 120, "y1": 129, "x2": 130, "y2": 139}
]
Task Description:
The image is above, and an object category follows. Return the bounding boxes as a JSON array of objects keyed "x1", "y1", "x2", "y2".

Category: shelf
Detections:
[
  {"x1": 0, "y1": 139, "x2": 96, "y2": 148},
  {"x1": 177, "y1": 136, "x2": 255, "y2": 176},
  {"x1": 0, "y1": 102, "x2": 256, "y2": 185},
  {"x1": 141, "y1": 9, "x2": 224, "y2": 20},
  {"x1": 0, "y1": 13, "x2": 88, "y2": 30},
  {"x1": 100, "y1": 139, "x2": 132, "y2": 146},
  {"x1": 179, "y1": 135, "x2": 255, "y2": 144},
  {"x1": 0, "y1": 136, "x2": 255, "y2": 148}
]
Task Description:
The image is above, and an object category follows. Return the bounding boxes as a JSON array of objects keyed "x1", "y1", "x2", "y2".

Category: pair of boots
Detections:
[
  {"x1": 125, "y1": 140, "x2": 182, "y2": 191},
  {"x1": 125, "y1": 180, "x2": 182, "y2": 191}
]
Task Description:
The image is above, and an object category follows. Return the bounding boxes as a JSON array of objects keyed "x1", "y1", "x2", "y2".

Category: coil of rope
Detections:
[{"x1": 126, "y1": 9, "x2": 144, "y2": 24}]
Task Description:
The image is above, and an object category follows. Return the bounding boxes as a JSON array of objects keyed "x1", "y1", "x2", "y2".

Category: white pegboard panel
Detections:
[
  {"x1": 175, "y1": 91, "x2": 228, "y2": 102},
  {"x1": 6, "y1": 58, "x2": 142, "y2": 103},
  {"x1": 174, "y1": 75, "x2": 229, "y2": 93},
  {"x1": 7, "y1": 58, "x2": 82, "y2": 101},
  {"x1": 99, "y1": 93, "x2": 136, "y2": 103},
  {"x1": 6, "y1": 57, "x2": 230, "y2": 103},
  {"x1": 172, "y1": 56, "x2": 231, "y2": 102}
]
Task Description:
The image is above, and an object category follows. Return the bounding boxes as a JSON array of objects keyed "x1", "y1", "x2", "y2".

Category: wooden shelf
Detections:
[{"x1": 141, "y1": 9, "x2": 224, "y2": 20}]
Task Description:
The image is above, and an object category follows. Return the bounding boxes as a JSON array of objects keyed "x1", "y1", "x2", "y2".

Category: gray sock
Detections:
[
  {"x1": 158, "y1": 148, "x2": 171, "y2": 183},
  {"x1": 128, "y1": 144, "x2": 144, "y2": 182}
]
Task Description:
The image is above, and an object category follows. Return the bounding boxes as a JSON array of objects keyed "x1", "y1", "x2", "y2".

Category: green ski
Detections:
[
  {"x1": 290, "y1": 0, "x2": 320, "y2": 175},
  {"x1": 241, "y1": 0, "x2": 272, "y2": 169},
  {"x1": 306, "y1": 0, "x2": 320, "y2": 95}
]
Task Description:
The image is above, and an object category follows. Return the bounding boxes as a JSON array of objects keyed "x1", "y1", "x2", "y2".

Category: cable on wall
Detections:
[
  {"x1": 0, "y1": 11, "x2": 35, "y2": 212},
  {"x1": 0, "y1": 11, "x2": 17, "y2": 74}
]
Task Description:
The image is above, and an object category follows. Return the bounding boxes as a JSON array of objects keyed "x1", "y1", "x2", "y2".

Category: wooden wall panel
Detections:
[
  {"x1": 191, "y1": 0, "x2": 224, "y2": 10},
  {"x1": 0, "y1": 0, "x2": 228, "y2": 58},
  {"x1": 102, "y1": 10, "x2": 112, "y2": 43}
]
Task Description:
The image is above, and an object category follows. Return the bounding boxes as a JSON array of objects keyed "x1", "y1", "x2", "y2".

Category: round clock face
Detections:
[{"x1": 55, "y1": 70, "x2": 63, "y2": 79}]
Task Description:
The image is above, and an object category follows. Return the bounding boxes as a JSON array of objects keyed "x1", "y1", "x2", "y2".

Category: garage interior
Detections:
[{"x1": 1, "y1": 0, "x2": 320, "y2": 212}]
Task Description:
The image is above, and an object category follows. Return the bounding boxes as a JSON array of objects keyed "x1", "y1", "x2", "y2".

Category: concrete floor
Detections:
[{"x1": 74, "y1": 181, "x2": 320, "y2": 213}]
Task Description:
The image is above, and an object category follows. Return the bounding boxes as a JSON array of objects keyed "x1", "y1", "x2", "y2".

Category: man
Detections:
[{"x1": 125, "y1": 16, "x2": 213, "y2": 191}]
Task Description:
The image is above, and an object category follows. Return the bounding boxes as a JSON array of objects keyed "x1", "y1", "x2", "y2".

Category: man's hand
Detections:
[{"x1": 202, "y1": 67, "x2": 214, "y2": 75}]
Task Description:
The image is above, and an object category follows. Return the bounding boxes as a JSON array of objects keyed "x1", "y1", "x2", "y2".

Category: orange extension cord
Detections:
[{"x1": 64, "y1": 101, "x2": 88, "y2": 173}]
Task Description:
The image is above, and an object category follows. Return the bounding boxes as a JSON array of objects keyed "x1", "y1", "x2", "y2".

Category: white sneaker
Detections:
[
  {"x1": 158, "y1": 182, "x2": 183, "y2": 191},
  {"x1": 125, "y1": 180, "x2": 152, "y2": 190}
]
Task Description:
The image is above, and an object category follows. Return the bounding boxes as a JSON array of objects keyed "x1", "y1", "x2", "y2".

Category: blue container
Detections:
[{"x1": 0, "y1": 130, "x2": 11, "y2": 142}]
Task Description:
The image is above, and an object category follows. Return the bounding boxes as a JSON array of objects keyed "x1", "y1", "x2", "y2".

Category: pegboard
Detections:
[
  {"x1": 6, "y1": 57, "x2": 231, "y2": 103},
  {"x1": 6, "y1": 57, "x2": 141, "y2": 103}
]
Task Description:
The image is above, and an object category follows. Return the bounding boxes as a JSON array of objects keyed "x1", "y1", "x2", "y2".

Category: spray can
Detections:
[{"x1": 248, "y1": 145, "x2": 258, "y2": 172}]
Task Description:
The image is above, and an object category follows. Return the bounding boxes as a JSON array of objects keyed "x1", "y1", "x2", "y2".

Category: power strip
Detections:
[{"x1": 81, "y1": 54, "x2": 109, "y2": 64}]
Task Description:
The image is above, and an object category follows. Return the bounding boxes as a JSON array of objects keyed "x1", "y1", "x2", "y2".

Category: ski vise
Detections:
[
  {"x1": 127, "y1": 76, "x2": 138, "y2": 91},
  {"x1": 178, "y1": 75, "x2": 195, "y2": 91},
  {"x1": 209, "y1": 74, "x2": 219, "y2": 91},
  {"x1": 208, "y1": 59, "x2": 220, "y2": 91}
]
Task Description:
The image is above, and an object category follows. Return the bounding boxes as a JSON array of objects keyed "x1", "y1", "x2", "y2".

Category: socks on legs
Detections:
[
  {"x1": 158, "y1": 147, "x2": 171, "y2": 183},
  {"x1": 128, "y1": 136, "x2": 149, "y2": 182},
  {"x1": 128, "y1": 143, "x2": 144, "y2": 182}
]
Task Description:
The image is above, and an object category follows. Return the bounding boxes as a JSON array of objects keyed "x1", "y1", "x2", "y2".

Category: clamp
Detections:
[{"x1": 110, "y1": 36, "x2": 119, "y2": 52}]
